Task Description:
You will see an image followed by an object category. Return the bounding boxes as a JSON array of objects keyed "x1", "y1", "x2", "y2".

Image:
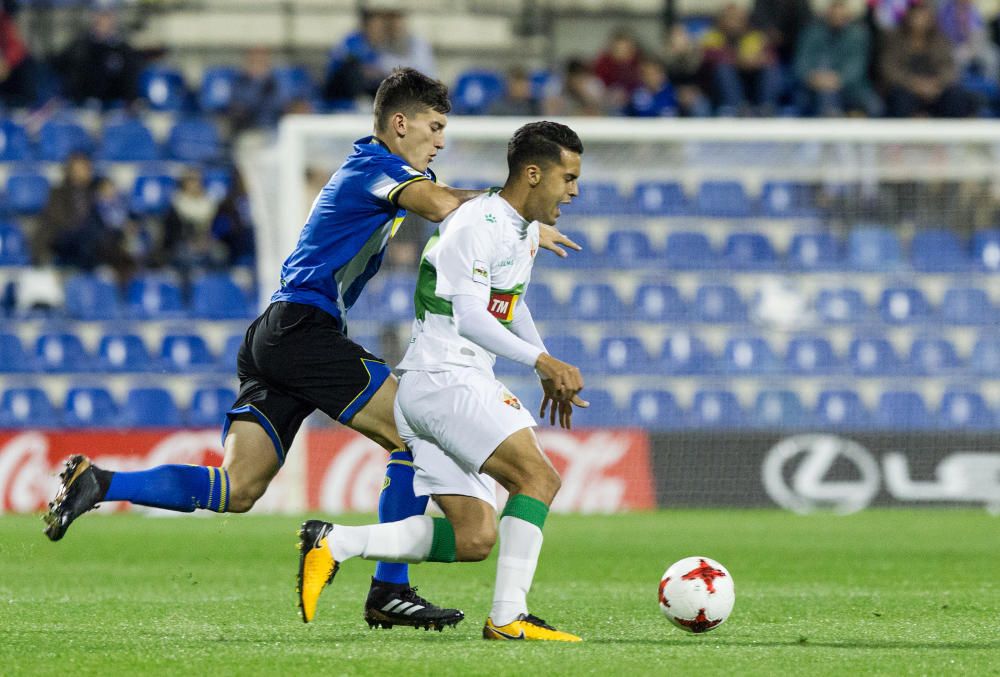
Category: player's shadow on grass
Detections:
[{"x1": 587, "y1": 638, "x2": 1000, "y2": 650}]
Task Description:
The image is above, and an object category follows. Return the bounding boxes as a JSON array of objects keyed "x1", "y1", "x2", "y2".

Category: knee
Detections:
[
  {"x1": 224, "y1": 476, "x2": 268, "y2": 513},
  {"x1": 510, "y1": 465, "x2": 561, "y2": 505},
  {"x1": 455, "y1": 524, "x2": 497, "y2": 562}
]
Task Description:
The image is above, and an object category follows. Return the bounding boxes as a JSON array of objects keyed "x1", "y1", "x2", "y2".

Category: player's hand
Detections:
[
  {"x1": 540, "y1": 391, "x2": 589, "y2": 430},
  {"x1": 535, "y1": 353, "x2": 584, "y2": 400},
  {"x1": 537, "y1": 222, "x2": 581, "y2": 258}
]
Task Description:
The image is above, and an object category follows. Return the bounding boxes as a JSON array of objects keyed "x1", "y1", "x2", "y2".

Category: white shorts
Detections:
[{"x1": 394, "y1": 367, "x2": 536, "y2": 507}]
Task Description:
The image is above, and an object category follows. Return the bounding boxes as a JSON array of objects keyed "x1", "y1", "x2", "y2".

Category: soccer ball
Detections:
[{"x1": 658, "y1": 556, "x2": 735, "y2": 633}]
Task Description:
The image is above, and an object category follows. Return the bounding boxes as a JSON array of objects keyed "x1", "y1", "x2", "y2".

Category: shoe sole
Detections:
[
  {"x1": 364, "y1": 607, "x2": 464, "y2": 631},
  {"x1": 295, "y1": 521, "x2": 338, "y2": 624},
  {"x1": 42, "y1": 455, "x2": 91, "y2": 542}
]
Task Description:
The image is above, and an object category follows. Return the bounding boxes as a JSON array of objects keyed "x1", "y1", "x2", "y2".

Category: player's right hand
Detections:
[
  {"x1": 534, "y1": 353, "x2": 584, "y2": 400},
  {"x1": 541, "y1": 393, "x2": 590, "y2": 430}
]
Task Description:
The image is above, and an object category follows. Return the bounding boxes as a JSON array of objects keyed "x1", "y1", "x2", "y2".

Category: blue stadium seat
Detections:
[
  {"x1": 695, "y1": 180, "x2": 752, "y2": 217},
  {"x1": 64, "y1": 387, "x2": 119, "y2": 428},
  {"x1": 140, "y1": 66, "x2": 188, "y2": 111},
  {"x1": 847, "y1": 228, "x2": 902, "y2": 270},
  {"x1": 596, "y1": 335, "x2": 654, "y2": 374},
  {"x1": 565, "y1": 182, "x2": 630, "y2": 215},
  {"x1": 722, "y1": 336, "x2": 778, "y2": 374},
  {"x1": 167, "y1": 118, "x2": 223, "y2": 162},
  {"x1": 723, "y1": 232, "x2": 778, "y2": 269},
  {"x1": 752, "y1": 390, "x2": 810, "y2": 428},
  {"x1": 664, "y1": 232, "x2": 715, "y2": 269},
  {"x1": 659, "y1": 332, "x2": 715, "y2": 374},
  {"x1": 633, "y1": 283, "x2": 687, "y2": 322},
  {"x1": 1, "y1": 388, "x2": 58, "y2": 428},
  {"x1": 0, "y1": 120, "x2": 31, "y2": 161},
  {"x1": 529, "y1": 69, "x2": 552, "y2": 99},
  {"x1": 378, "y1": 275, "x2": 416, "y2": 322},
  {"x1": 64, "y1": 274, "x2": 121, "y2": 320},
  {"x1": 6, "y1": 172, "x2": 50, "y2": 215},
  {"x1": 567, "y1": 388, "x2": 624, "y2": 427},
  {"x1": 879, "y1": 286, "x2": 932, "y2": 324},
  {"x1": 875, "y1": 391, "x2": 932, "y2": 430},
  {"x1": 200, "y1": 66, "x2": 240, "y2": 112},
  {"x1": 219, "y1": 333, "x2": 243, "y2": 372},
  {"x1": 971, "y1": 336, "x2": 1000, "y2": 375},
  {"x1": 131, "y1": 173, "x2": 177, "y2": 216},
  {"x1": 0, "y1": 333, "x2": 32, "y2": 372},
  {"x1": 816, "y1": 288, "x2": 868, "y2": 323},
  {"x1": 271, "y1": 65, "x2": 314, "y2": 107},
  {"x1": 0, "y1": 221, "x2": 30, "y2": 266},
  {"x1": 97, "y1": 334, "x2": 153, "y2": 372},
  {"x1": 35, "y1": 333, "x2": 90, "y2": 372},
  {"x1": 972, "y1": 229, "x2": 1000, "y2": 271},
  {"x1": 815, "y1": 389, "x2": 870, "y2": 428},
  {"x1": 786, "y1": 336, "x2": 840, "y2": 374},
  {"x1": 690, "y1": 389, "x2": 743, "y2": 428},
  {"x1": 848, "y1": 336, "x2": 902, "y2": 375},
  {"x1": 909, "y1": 337, "x2": 962, "y2": 374},
  {"x1": 97, "y1": 118, "x2": 159, "y2": 161},
  {"x1": 202, "y1": 166, "x2": 233, "y2": 201},
  {"x1": 941, "y1": 287, "x2": 994, "y2": 326},
  {"x1": 121, "y1": 388, "x2": 182, "y2": 427},
  {"x1": 634, "y1": 181, "x2": 687, "y2": 215},
  {"x1": 693, "y1": 284, "x2": 747, "y2": 323},
  {"x1": 37, "y1": 119, "x2": 93, "y2": 161},
  {"x1": 452, "y1": 69, "x2": 504, "y2": 114},
  {"x1": 628, "y1": 389, "x2": 684, "y2": 429},
  {"x1": 939, "y1": 389, "x2": 995, "y2": 429},
  {"x1": 191, "y1": 274, "x2": 251, "y2": 319},
  {"x1": 568, "y1": 283, "x2": 629, "y2": 321},
  {"x1": 605, "y1": 230, "x2": 657, "y2": 268},
  {"x1": 787, "y1": 232, "x2": 841, "y2": 270},
  {"x1": 189, "y1": 386, "x2": 237, "y2": 428},
  {"x1": 126, "y1": 275, "x2": 185, "y2": 319},
  {"x1": 911, "y1": 229, "x2": 969, "y2": 272},
  {"x1": 544, "y1": 228, "x2": 595, "y2": 270},
  {"x1": 161, "y1": 334, "x2": 215, "y2": 371},
  {"x1": 525, "y1": 282, "x2": 563, "y2": 318},
  {"x1": 543, "y1": 335, "x2": 590, "y2": 366},
  {"x1": 760, "y1": 181, "x2": 816, "y2": 217}
]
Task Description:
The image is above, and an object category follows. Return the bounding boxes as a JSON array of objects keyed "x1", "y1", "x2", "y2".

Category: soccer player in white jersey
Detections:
[{"x1": 296, "y1": 121, "x2": 588, "y2": 641}]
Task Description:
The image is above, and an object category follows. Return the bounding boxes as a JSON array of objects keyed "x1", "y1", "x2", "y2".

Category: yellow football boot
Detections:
[
  {"x1": 483, "y1": 614, "x2": 582, "y2": 642},
  {"x1": 296, "y1": 520, "x2": 339, "y2": 623}
]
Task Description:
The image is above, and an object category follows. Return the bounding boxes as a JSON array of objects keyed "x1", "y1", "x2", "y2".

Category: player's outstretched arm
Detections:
[
  {"x1": 395, "y1": 181, "x2": 481, "y2": 222},
  {"x1": 537, "y1": 223, "x2": 582, "y2": 258}
]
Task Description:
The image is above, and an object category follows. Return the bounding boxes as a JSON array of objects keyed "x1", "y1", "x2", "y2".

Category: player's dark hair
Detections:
[
  {"x1": 373, "y1": 68, "x2": 451, "y2": 133},
  {"x1": 507, "y1": 121, "x2": 584, "y2": 175}
]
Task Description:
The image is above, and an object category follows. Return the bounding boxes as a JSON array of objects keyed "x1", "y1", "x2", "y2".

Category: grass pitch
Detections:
[{"x1": 1, "y1": 510, "x2": 998, "y2": 676}]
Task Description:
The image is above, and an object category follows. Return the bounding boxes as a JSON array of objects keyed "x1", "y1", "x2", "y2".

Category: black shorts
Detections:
[{"x1": 223, "y1": 301, "x2": 392, "y2": 464}]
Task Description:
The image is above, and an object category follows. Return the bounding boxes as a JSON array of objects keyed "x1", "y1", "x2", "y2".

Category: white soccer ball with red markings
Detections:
[{"x1": 658, "y1": 556, "x2": 735, "y2": 633}]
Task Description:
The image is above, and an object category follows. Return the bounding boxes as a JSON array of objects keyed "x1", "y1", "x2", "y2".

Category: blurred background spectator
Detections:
[
  {"x1": 161, "y1": 168, "x2": 225, "y2": 272},
  {"x1": 230, "y1": 47, "x2": 282, "y2": 132},
  {"x1": 33, "y1": 153, "x2": 99, "y2": 268},
  {"x1": 624, "y1": 55, "x2": 677, "y2": 117},
  {"x1": 0, "y1": 0, "x2": 35, "y2": 108},
  {"x1": 662, "y1": 23, "x2": 712, "y2": 117},
  {"x1": 487, "y1": 65, "x2": 542, "y2": 116},
  {"x1": 751, "y1": 0, "x2": 814, "y2": 66},
  {"x1": 593, "y1": 27, "x2": 644, "y2": 109},
  {"x1": 702, "y1": 3, "x2": 782, "y2": 116},
  {"x1": 211, "y1": 172, "x2": 256, "y2": 267},
  {"x1": 937, "y1": 0, "x2": 1000, "y2": 80},
  {"x1": 543, "y1": 57, "x2": 609, "y2": 116},
  {"x1": 54, "y1": 7, "x2": 142, "y2": 107}
]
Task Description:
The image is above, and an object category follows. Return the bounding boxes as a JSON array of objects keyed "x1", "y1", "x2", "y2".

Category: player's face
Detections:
[
  {"x1": 399, "y1": 109, "x2": 447, "y2": 172},
  {"x1": 537, "y1": 148, "x2": 581, "y2": 224}
]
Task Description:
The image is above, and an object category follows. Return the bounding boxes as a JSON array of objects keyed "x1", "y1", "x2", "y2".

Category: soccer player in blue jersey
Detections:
[{"x1": 42, "y1": 67, "x2": 579, "y2": 631}]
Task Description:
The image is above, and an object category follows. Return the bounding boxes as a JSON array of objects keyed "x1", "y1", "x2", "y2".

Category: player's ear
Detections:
[
  {"x1": 391, "y1": 112, "x2": 407, "y2": 136},
  {"x1": 526, "y1": 164, "x2": 541, "y2": 186}
]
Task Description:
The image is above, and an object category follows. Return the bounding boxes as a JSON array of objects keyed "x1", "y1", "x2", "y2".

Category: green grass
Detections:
[{"x1": 1, "y1": 510, "x2": 998, "y2": 676}]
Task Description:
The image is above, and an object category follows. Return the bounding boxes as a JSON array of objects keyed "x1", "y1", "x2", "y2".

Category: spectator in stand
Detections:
[
  {"x1": 55, "y1": 6, "x2": 143, "y2": 107},
  {"x1": 0, "y1": 1, "x2": 36, "y2": 108},
  {"x1": 881, "y1": 2, "x2": 979, "y2": 118},
  {"x1": 161, "y1": 168, "x2": 225, "y2": 270},
  {"x1": 488, "y1": 65, "x2": 542, "y2": 116},
  {"x1": 230, "y1": 47, "x2": 282, "y2": 131},
  {"x1": 795, "y1": 0, "x2": 880, "y2": 116},
  {"x1": 93, "y1": 176, "x2": 151, "y2": 280},
  {"x1": 592, "y1": 27, "x2": 643, "y2": 108},
  {"x1": 751, "y1": 0, "x2": 814, "y2": 66},
  {"x1": 33, "y1": 153, "x2": 100, "y2": 267},
  {"x1": 624, "y1": 55, "x2": 677, "y2": 117},
  {"x1": 383, "y1": 10, "x2": 435, "y2": 76},
  {"x1": 702, "y1": 3, "x2": 783, "y2": 116},
  {"x1": 211, "y1": 171, "x2": 256, "y2": 266},
  {"x1": 937, "y1": 0, "x2": 999, "y2": 80},
  {"x1": 868, "y1": 0, "x2": 918, "y2": 31},
  {"x1": 542, "y1": 57, "x2": 609, "y2": 116},
  {"x1": 663, "y1": 23, "x2": 712, "y2": 117}
]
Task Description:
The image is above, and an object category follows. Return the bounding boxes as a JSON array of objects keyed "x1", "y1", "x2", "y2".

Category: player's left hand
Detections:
[
  {"x1": 541, "y1": 380, "x2": 589, "y2": 429},
  {"x1": 537, "y1": 222, "x2": 581, "y2": 258}
]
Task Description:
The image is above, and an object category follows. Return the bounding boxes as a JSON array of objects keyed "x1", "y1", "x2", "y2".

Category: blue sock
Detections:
[
  {"x1": 104, "y1": 465, "x2": 230, "y2": 512},
  {"x1": 374, "y1": 449, "x2": 428, "y2": 585}
]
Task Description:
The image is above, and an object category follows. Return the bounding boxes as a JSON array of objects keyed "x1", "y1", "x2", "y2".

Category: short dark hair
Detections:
[
  {"x1": 507, "y1": 121, "x2": 583, "y2": 175},
  {"x1": 373, "y1": 68, "x2": 451, "y2": 133}
]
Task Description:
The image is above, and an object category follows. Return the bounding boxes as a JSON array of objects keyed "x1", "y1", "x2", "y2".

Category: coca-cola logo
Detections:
[{"x1": 317, "y1": 435, "x2": 387, "y2": 513}]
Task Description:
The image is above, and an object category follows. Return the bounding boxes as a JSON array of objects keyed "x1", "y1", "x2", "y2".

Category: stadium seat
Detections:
[
  {"x1": 188, "y1": 386, "x2": 237, "y2": 427},
  {"x1": 939, "y1": 389, "x2": 995, "y2": 429},
  {"x1": 167, "y1": 118, "x2": 223, "y2": 163},
  {"x1": 271, "y1": 65, "x2": 315, "y2": 107},
  {"x1": 525, "y1": 282, "x2": 563, "y2": 318},
  {"x1": 568, "y1": 283, "x2": 629, "y2": 321},
  {"x1": 695, "y1": 180, "x2": 752, "y2": 217},
  {"x1": 121, "y1": 388, "x2": 182, "y2": 427},
  {"x1": 786, "y1": 336, "x2": 840, "y2": 373},
  {"x1": 693, "y1": 285, "x2": 747, "y2": 323},
  {"x1": 529, "y1": 69, "x2": 552, "y2": 99},
  {"x1": 940, "y1": 287, "x2": 994, "y2": 326},
  {"x1": 634, "y1": 181, "x2": 687, "y2": 215},
  {"x1": 567, "y1": 388, "x2": 623, "y2": 427},
  {"x1": 131, "y1": 173, "x2": 177, "y2": 216},
  {"x1": 875, "y1": 391, "x2": 932, "y2": 429},
  {"x1": 664, "y1": 232, "x2": 715, "y2": 269},
  {"x1": 0, "y1": 221, "x2": 30, "y2": 266},
  {"x1": 140, "y1": 66, "x2": 189, "y2": 111},
  {"x1": 451, "y1": 69, "x2": 504, "y2": 115},
  {"x1": 911, "y1": 229, "x2": 969, "y2": 272},
  {"x1": 64, "y1": 386, "x2": 119, "y2": 428},
  {"x1": 605, "y1": 230, "x2": 657, "y2": 268},
  {"x1": 847, "y1": 228, "x2": 902, "y2": 270},
  {"x1": 633, "y1": 283, "x2": 687, "y2": 322},
  {"x1": 752, "y1": 390, "x2": 810, "y2": 428},
  {"x1": 1, "y1": 388, "x2": 59, "y2": 428},
  {"x1": 0, "y1": 120, "x2": 32, "y2": 161},
  {"x1": 878, "y1": 287, "x2": 932, "y2": 324},
  {"x1": 544, "y1": 228, "x2": 595, "y2": 270},
  {"x1": 815, "y1": 389, "x2": 870, "y2": 428},
  {"x1": 199, "y1": 66, "x2": 240, "y2": 112},
  {"x1": 787, "y1": 232, "x2": 841, "y2": 270},
  {"x1": 64, "y1": 274, "x2": 121, "y2": 320},
  {"x1": 97, "y1": 334, "x2": 153, "y2": 372},
  {"x1": 596, "y1": 335, "x2": 654, "y2": 374},
  {"x1": 37, "y1": 119, "x2": 93, "y2": 161},
  {"x1": 816, "y1": 288, "x2": 868, "y2": 323},
  {"x1": 972, "y1": 229, "x2": 1000, "y2": 271},
  {"x1": 191, "y1": 273, "x2": 251, "y2": 319},
  {"x1": 35, "y1": 333, "x2": 91, "y2": 372},
  {"x1": 722, "y1": 336, "x2": 779, "y2": 374},
  {"x1": 689, "y1": 389, "x2": 743, "y2": 428},
  {"x1": 378, "y1": 275, "x2": 417, "y2": 322},
  {"x1": 218, "y1": 333, "x2": 243, "y2": 372},
  {"x1": 722, "y1": 232, "x2": 778, "y2": 269},
  {"x1": 565, "y1": 182, "x2": 630, "y2": 215},
  {"x1": 97, "y1": 118, "x2": 159, "y2": 162},
  {"x1": 760, "y1": 181, "x2": 816, "y2": 217},
  {"x1": 542, "y1": 335, "x2": 590, "y2": 366},
  {"x1": 0, "y1": 333, "x2": 32, "y2": 372},
  {"x1": 847, "y1": 336, "x2": 903, "y2": 375},
  {"x1": 202, "y1": 166, "x2": 233, "y2": 201},
  {"x1": 5, "y1": 172, "x2": 50, "y2": 215},
  {"x1": 659, "y1": 332, "x2": 714, "y2": 374},
  {"x1": 908, "y1": 337, "x2": 963, "y2": 374},
  {"x1": 971, "y1": 336, "x2": 1000, "y2": 375},
  {"x1": 628, "y1": 389, "x2": 684, "y2": 429},
  {"x1": 161, "y1": 334, "x2": 215, "y2": 371},
  {"x1": 125, "y1": 275, "x2": 185, "y2": 319}
]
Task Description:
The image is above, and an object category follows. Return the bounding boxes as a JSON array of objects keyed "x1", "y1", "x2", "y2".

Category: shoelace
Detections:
[
  {"x1": 400, "y1": 586, "x2": 435, "y2": 608},
  {"x1": 523, "y1": 614, "x2": 556, "y2": 630}
]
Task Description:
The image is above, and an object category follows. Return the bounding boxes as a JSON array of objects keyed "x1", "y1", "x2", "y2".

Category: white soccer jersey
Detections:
[{"x1": 396, "y1": 189, "x2": 540, "y2": 374}]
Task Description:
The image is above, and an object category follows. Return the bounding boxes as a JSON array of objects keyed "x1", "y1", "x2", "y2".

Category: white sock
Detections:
[
  {"x1": 327, "y1": 515, "x2": 435, "y2": 563},
  {"x1": 490, "y1": 516, "x2": 544, "y2": 626}
]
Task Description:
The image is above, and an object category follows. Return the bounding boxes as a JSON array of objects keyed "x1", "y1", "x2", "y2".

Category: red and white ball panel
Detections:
[{"x1": 658, "y1": 556, "x2": 735, "y2": 633}]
